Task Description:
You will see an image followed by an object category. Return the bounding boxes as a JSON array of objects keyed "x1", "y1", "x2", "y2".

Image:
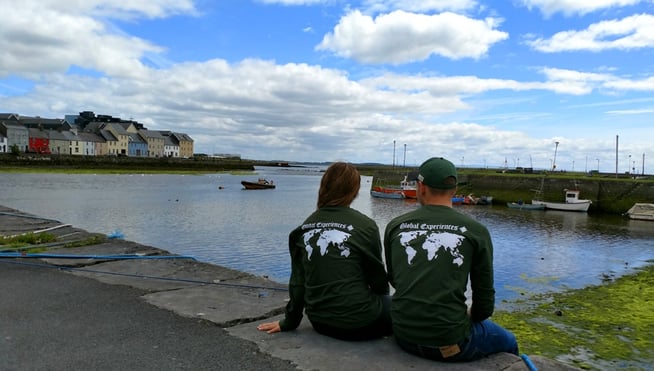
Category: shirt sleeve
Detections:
[
  {"x1": 383, "y1": 222, "x2": 395, "y2": 289},
  {"x1": 361, "y1": 222, "x2": 389, "y2": 295},
  {"x1": 469, "y1": 227, "x2": 496, "y2": 321},
  {"x1": 279, "y1": 228, "x2": 306, "y2": 331}
]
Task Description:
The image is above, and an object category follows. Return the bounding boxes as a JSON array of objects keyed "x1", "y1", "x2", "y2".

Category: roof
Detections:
[
  {"x1": 139, "y1": 129, "x2": 165, "y2": 139},
  {"x1": 0, "y1": 113, "x2": 20, "y2": 121},
  {"x1": 163, "y1": 136, "x2": 177, "y2": 146},
  {"x1": 20, "y1": 116, "x2": 65, "y2": 129},
  {"x1": 98, "y1": 129, "x2": 118, "y2": 141},
  {"x1": 104, "y1": 123, "x2": 130, "y2": 135},
  {"x1": 172, "y1": 132, "x2": 194, "y2": 142},
  {"x1": 28, "y1": 128, "x2": 50, "y2": 139},
  {"x1": 128, "y1": 133, "x2": 146, "y2": 144},
  {"x1": 47, "y1": 130, "x2": 70, "y2": 141},
  {"x1": 77, "y1": 132, "x2": 106, "y2": 143}
]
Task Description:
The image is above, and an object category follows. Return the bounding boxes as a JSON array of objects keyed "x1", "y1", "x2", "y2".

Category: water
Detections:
[{"x1": 1, "y1": 167, "x2": 652, "y2": 307}]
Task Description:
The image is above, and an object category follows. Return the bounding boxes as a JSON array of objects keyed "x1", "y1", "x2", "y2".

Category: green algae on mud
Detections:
[{"x1": 493, "y1": 263, "x2": 654, "y2": 370}]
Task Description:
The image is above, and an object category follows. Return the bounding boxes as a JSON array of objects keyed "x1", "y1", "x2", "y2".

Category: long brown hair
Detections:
[{"x1": 317, "y1": 162, "x2": 361, "y2": 208}]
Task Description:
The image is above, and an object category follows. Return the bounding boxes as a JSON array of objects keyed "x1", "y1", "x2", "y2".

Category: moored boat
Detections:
[
  {"x1": 625, "y1": 203, "x2": 654, "y2": 221},
  {"x1": 507, "y1": 201, "x2": 545, "y2": 211},
  {"x1": 531, "y1": 189, "x2": 591, "y2": 212},
  {"x1": 452, "y1": 196, "x2": 465, "y2": 205},
  {"x1": 241, "y1": 178, "x2": 276, "y2": 190},
  {"x1": 462, "y1": 194, "x2": 493, "y2": 205},
  {"x1": 371, "y1": 174, "x2": 417, "y2": 199},
  {"x1": 370, "y1": 189, "x2": 405, "y2": 199}
]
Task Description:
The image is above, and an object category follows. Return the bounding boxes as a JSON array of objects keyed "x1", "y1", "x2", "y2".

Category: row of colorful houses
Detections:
[{"x1": 0, "y1": 112, "x2": 194, "y2": 158}]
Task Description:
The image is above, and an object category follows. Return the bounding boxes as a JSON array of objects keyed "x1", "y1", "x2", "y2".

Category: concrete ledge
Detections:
[{"x1": 229, "y1": 318, "x2": 578, "y2": 371}]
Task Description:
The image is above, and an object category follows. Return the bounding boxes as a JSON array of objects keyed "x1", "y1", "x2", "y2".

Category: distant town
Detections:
[{"x1": 0, "y1": 111, "x2": 195, "y2": 158}]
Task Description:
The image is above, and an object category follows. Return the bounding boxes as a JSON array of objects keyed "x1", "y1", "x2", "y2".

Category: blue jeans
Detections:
[{"x1": 395, "y1": 320, "x2": 519, "y2": 362}]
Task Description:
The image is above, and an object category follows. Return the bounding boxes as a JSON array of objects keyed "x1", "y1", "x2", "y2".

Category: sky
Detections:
[{"x1": 1, "y1": 0, "x2": 653, "y2": 173}]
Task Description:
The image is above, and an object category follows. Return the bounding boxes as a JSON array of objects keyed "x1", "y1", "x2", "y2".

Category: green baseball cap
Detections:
[{"x1": 412, "y1": 157, "x2": 458, "y2": 189}]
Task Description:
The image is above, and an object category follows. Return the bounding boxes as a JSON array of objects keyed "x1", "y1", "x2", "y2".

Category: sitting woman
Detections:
[{"x1": 257, "y1": 162, "x2": 391, "y2": 341}]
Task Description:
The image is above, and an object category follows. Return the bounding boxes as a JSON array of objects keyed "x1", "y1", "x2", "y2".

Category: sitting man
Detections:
[{"x1": 384, "y1": 157, "x2": 518, "y2": 362}]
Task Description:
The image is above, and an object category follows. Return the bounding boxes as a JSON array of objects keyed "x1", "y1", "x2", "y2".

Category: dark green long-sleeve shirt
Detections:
[
  {"x1": 279, "y1": 206, "x2": 389, "y2": 331},
  {"x1": 384, "y1": 205, "x2": 495, "y2": 346}
]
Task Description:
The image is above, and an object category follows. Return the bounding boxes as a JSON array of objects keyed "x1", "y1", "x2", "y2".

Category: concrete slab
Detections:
[
  {"x1": 144, "y1": 284, "x2": 288, "y2": 326},
  {"x1": 227, "y1": 317, "x2": 560, "y2": 371}
]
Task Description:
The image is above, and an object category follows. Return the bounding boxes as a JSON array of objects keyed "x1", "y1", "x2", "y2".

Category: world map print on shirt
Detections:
[
  {"x1": 398, "y1": 225, "x2": 466, "y2": 267},
  {"x1": 302, "y1": 226, "x2": 353, "y2": 260}
]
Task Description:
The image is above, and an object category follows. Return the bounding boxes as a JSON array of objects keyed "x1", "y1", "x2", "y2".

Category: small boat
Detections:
[
  {"x1": 370, "y1": 189, "x2": 405, "y2": 199},
  {"x1": 507, "y1": 201, "x2": 545, "y2": 211},
  {"x1": 371, "y1": 175, "x2": 417, "y2": 199},
  {"x1": 625, "y1": 203, "x2": 654, "y2": 221},
  {"x1": 462, "y1": 194, "x2": 493, "y2": 205},
  {"x1": 531, "y1": 189, "x2": 591, "y2": 212},
  {"x1": 452, "y1": 196, "x2": 465, "y2": 205},
  {"x1": 241, "y1": 178, "x2": 275, "y2": 190}
]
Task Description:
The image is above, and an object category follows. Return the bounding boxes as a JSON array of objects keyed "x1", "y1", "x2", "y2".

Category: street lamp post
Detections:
[
  {"x1": 596, "y1": 158, "x2": 600, "y2": 172},
  {"x1": 392, "y1": 140, "x2": 396, "y2": 169},
  {"x1": 552, "y1": 141, "x2": 559, "y2": 171},
  {"x1": 403, "y1": 144, "x2": 406, "y2": 167}
]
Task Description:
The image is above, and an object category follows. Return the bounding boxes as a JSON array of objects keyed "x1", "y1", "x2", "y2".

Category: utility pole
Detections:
[
  {"x1": 392, "y1": 140, "x2": 396, "y2": 169},
  {"x1": 403, "y1": 144, "x2": 406, "y2": 167},
  {"x1": 615, "y1": 135, "x2": 619, "y2": 178},
  {"x1": 552, "y1": 141, "x2": 559, "y2": 171},
  {"x1": 643, "y1": 153, "x2": 646, "y2": 175}
]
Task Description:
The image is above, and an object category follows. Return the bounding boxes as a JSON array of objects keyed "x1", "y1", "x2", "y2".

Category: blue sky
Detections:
[{"x1": 1, "y1": 0, "x2": 653, "y2": 173}]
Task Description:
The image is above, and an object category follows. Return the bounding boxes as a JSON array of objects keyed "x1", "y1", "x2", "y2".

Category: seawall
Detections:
[{"x1": 370, "y1": 169, "x2": 654, "y2": 214}]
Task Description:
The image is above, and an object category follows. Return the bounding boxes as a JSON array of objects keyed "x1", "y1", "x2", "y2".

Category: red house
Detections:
[{"x1": 28, "y1": 128, "x2": 51, "y2": 154}]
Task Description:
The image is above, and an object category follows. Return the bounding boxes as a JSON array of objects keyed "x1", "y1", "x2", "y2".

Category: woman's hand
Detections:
[{"x1": 257, "y1": 321, "x2": 281, "y2": 334}]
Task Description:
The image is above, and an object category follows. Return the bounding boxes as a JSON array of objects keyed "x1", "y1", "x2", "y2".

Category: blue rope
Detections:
[
  {"x1": 521, "y1": 354, "x2": 538, "y2": 371},
  {"x1": 0, "y1": 252, "x2": 197, "y2": 260}
]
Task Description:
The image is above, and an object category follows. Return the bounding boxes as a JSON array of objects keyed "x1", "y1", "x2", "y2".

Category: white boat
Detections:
[
  {"x1": 625, "y1": 203, "x2": 654, "y2": 221},
  {"x1": 532, "y1": 189, "x2": 592, "y2": 212}
]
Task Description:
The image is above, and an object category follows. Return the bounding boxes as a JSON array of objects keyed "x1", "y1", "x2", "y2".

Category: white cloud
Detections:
[
  {"x1": 257, "y1": 0, "x2": 328, "y2": 5},
  {"x1": 519, "y1": 0, "x2": 644, "y2": 17},
  {"x1": 316, "y1": 10, "x2": 508, "y2": 64},
  {"x1": 604, "y1": 76, "x2": 654, "y2": 90},
  {"x1": 606, "y1": 108, "x2": 654, "y2": 114},
  {"x1": 22, "y1": 0, "x2": 197, "y2": 19},
  {"x1": 362, "y1": 0, "x2": 478, "y2": 14},
  {"x1": 527, "y1": 14, "x2": 654, "y2": 52},
  {"x1": 0, "y1": 1, "x2": 196, "y2": 78},
  {"x1": 360, "y1": 68, "x2": 617, "y2": 97}
]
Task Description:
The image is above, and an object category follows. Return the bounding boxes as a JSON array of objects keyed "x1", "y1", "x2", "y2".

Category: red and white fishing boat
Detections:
[{"x1": 370, "y1": 175, "x2": 417, "y2": 199}]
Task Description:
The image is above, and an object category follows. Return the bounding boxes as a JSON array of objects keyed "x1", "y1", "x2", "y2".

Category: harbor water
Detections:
[{"x1": 1, "y1": 166, "x2": 652, "y2": 307}]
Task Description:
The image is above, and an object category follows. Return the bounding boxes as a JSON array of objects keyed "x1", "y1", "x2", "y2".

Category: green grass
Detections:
[
  {"x1": 0, "y1": 232, "x2": 57, "y2": 252},
  {"x1": 0, "y1": 232, "x2": 109, "y2": 252},
  {"x1": 493, "y1": 263, "x2": 654, "y2": 370},
  {"x1": 0, "y1": 167, "x2": 260, "y2": 175}
]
